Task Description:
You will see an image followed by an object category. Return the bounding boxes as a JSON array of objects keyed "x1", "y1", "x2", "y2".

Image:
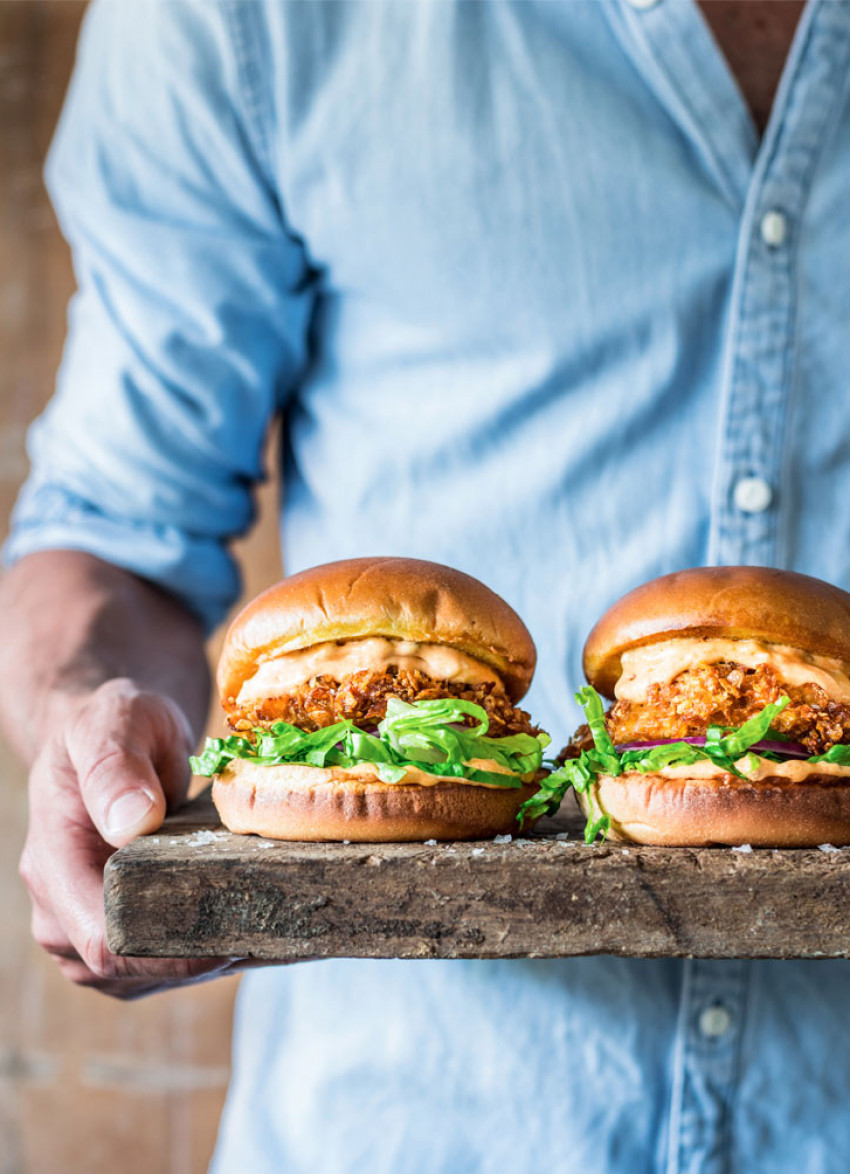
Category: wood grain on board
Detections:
[{"x1": 105, "y1": 794, "x2": 850, "y2": 962}]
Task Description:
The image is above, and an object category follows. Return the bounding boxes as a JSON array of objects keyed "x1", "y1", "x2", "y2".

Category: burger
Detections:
[
  {"x1": 519, "y1": 566, "x2": 850, "y2": 847},
  {"x1": 191, "y1": 557, "x2": 548, "y2": 841}
]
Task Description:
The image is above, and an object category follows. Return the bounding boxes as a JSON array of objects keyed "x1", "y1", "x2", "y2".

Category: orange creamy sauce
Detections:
[
  {"x1": 237, "y1": 637, "x2": 501, "y2": 705},
  {"x1": 247, "y1": 757, "x2": 524, "y2": 790},
  {"x1": 650, "y1": 758, "x2": 850, "y2": 783},
  {"x1": 615, "y1": 638, "x2": 850, "y2": 704}
]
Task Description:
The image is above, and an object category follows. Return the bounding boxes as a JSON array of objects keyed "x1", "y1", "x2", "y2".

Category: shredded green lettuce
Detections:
[
  {"x1": 190, "y1": 697, "x2": 550, "y2": 790},
  {"x1": 809, "y1": 744, "x2": 850, "y2": 765},
  {"x1": 517, "y1": 688, "x2": 795, "y2": 842}
]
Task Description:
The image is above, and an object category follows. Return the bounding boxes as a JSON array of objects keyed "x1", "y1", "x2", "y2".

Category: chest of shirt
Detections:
[{"x1": 264, "y1": 2, "x2": 744, "y2": 349}]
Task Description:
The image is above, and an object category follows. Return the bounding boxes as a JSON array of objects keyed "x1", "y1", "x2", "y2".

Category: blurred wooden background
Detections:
[{"x1": 0, "y1": 4, "x2": 284, "y2": 1170}]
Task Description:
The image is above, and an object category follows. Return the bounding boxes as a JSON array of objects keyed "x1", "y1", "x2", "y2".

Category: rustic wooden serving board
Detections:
[{"x1": 104, "y1": 792, "x2": 850, "y2": 961}]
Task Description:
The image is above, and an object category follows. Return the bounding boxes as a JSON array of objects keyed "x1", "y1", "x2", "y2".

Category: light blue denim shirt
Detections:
[{"x1": 9, "y1": 1, "x2": 850, "y2": 1170}]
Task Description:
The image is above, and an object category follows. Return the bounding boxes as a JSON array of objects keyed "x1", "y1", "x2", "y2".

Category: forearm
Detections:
[{"x1": 0, "y1": 550, "x2": 210, "y2": 764}]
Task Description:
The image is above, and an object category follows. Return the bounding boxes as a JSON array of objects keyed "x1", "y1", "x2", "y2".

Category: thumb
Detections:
[
  {"x1": 62, "y1": 685, "x2": 196, "y2": 849},
  {"x1": 68, "y1": 738, "x2": 168, "y2": 848},
  {"x1": 62, "y1": 683, "x2": 195, "y2": 848}
]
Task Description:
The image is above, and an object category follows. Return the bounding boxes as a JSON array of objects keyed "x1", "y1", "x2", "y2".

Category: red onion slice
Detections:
[
  {"x1": 615, "y1": 737, "x2": 706, "y2": 751},
  {"x1": 748, "y1": 739, "x2": 809, "y2": 759}
]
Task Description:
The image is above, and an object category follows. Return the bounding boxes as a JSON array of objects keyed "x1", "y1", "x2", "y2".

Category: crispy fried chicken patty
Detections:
[
  {"x1": 228, "y1": 667, "x2": 538, "y2": 739},
  {"x1": 574, "y1": 661, "x2": 850, "y2": 757}
]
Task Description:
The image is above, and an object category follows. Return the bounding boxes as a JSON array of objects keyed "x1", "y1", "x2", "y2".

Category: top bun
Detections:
[
  {"x1": 584, "y1": 566, "x2": 850, "y2": 698},
  {"x1": 218, "y1": 557, "x2": 536, "y2": 703}
]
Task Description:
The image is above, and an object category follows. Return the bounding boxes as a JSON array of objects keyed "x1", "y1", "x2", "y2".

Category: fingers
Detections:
[
  {"x1": 43, "y1": 948, "x2": 242, "y2": 1002},
  {"x1": 30, "y1": 879, "x2": 258, "y2": 999},
  {"x1": 26, "y1": 743, "x2": 116, "y2": 968},
  {"x1": 24, "y1": 812, "x2": 243, "y2": 997},
  {"x1": 28, "y1": 893, "x2": 78, "y2": 961},
  {"x1": 63, "y1": 680, "x2": 194, "y2": 848},
  {"x1": 23, "y1": 724, "x2": 238, "y2": 997},
  {"x1": 22, "y1": 681, "x2": 304, "y2": 998}
]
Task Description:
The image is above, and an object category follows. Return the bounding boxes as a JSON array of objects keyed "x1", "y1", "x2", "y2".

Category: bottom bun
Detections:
[
  {"x1": 578, "y1": 768, "x2": 850, "y2": 847},
  {"x1": 212, "y1": 759, "x2": 540, "y2": 842}
]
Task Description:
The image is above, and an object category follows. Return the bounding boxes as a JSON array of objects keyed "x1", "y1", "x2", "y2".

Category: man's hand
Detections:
[
  {"x1": 19, "y1": 677, "x2": 242, "y2": 998},
  {"x1": 0, "y1": 552, "x2": 252, "y2": 999}
]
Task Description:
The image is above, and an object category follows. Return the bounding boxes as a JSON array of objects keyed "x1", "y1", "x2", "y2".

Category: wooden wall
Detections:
[{"x1": 0, "y1": 5, "x2": 284, "y2": 1170}]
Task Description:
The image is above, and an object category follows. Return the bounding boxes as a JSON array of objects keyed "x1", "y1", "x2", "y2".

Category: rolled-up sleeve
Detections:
[{"x1": 5, "y1": 0, "x2": 314, "y2": 631}]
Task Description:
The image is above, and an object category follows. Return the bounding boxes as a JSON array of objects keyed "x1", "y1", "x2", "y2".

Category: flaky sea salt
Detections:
[
  {"x1": 471, "y1": 847, "x2": 485, "y2": 857},
  {"x1": 342, "y1": 840, "x2": 351, "y2": 845},
  {"x1": 731, "y1": 844, "x2": 753, "y2": 854},
  {"x1": 818, "y1": 844, "x2": 842, "y2": 853},
  {"x1": 424, "y1": 839, "x2": 438, "y2": 846},
  {"x1": 493, "y1": 834, "x2": 512, "y2": 844},
  {"x1": 187, "y1": 829, "x2": 222, "y2": 846}
]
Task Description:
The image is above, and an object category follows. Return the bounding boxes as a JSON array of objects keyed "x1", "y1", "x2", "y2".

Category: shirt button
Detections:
[
  {"x1": 734, "y1": 475, "x2": 773, "y2": 514},
  {"x1": 699, "y1": 1005, "x2": 732, "y2": 1038},
  {"x1": 626, "y1": 0, "x2": 662, "y2": 8},
  {"x1": 760, "y1": 210, "x2": 788, "y2": 248}
]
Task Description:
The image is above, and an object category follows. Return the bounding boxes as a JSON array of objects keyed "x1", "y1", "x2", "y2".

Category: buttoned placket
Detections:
[
  {"x1": 666, "y1": 959, "x2": 750, "y2": 1174},
  {"x1": 607, "y1": 2, "x2": 850, "y2": 1172},
  {"x1": 709, "y1": 1, "x2": 850, "y2": 572}
]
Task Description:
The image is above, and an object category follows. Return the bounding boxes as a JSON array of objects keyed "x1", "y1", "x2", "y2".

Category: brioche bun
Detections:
[
  {"x1": 577, "y1": 766, "x2": 850, "y2": 848},
  {"x1": 219, "y1": 557, "x2": 536, "y2": 704},
  {"x1": 584, "y1": 566, "x2": 850, "y2": 698},
  {"x1": 212, "y1": 758, "x2": 540, "y2": 842},
  {"x1": 210, "y1": 558, "x2": 540, "y2": 842}
]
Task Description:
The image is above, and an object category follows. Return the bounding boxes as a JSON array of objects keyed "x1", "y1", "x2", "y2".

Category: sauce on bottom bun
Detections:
[
  {"x1": 192, "y1": 557, "x2": 546, "y2": 841},
  {"x1": 523, "y1": 567, "x2": 850, "y2": 847}
]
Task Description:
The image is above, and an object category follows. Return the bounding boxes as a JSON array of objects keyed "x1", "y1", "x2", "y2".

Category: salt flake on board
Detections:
[{"x1": 187, "y1": 829, "x2": 224, "y2": 846}]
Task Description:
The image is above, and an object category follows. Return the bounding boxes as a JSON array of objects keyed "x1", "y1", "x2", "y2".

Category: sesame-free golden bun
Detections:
[
  {"x1": 218, "y1": 556, "x2": 537, "y2": 704},
  {"x1": 584, "y1": 566, "x2": 850, "y2": 699},
  {"x1": 212, "y1": 759, "x2": 540, "y2": 843},
  {"x1": 577, "y1": 767, "x2": 850, "y2": 848},
  {"x1": 210, "y1": 558, "x2": 540, "y2": 842}
]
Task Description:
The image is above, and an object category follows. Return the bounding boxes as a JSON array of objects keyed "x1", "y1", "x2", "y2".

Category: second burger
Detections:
[{"x1": 522, "y1": 566, "x2": 850, "y2": 847}]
